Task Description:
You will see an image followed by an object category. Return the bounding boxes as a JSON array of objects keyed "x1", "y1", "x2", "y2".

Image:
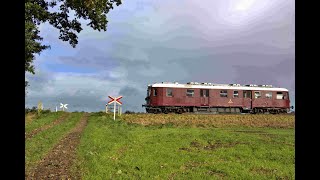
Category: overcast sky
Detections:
[{"x1": 25, "y1": 0, "x2": 295, "y2": 112}]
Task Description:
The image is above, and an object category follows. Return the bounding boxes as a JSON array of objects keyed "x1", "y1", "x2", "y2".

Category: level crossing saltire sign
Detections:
[
  {"x1": 107, "y1": 96, "x2": 123, "y2": 120},
  {"x1": 108, "y1": 96, "x2": 122, "y2": 105}
]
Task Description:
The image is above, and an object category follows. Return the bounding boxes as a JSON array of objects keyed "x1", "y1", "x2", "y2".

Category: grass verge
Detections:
[{"x1": 25, "y1": 112, "x2": 83, "y2": 173}]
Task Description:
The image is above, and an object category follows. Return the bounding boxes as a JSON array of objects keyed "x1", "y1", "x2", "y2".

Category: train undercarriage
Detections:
[{"x1": 144, "y1": 106, "x2": 289, "y2": 114}]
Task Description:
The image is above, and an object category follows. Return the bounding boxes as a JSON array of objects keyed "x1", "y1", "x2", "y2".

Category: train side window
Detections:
[
  {"x1": 233, "y1": 91, "x2": 239, "y2": 98},
  {"x1": 166, "y1": 88, "x2": 173, "y2": 97},
  {"x1": 220, "y1": 90, "x2": 228, "y2": 97},
  {"x1": 186, "y1": 89, "x2": 194, "y2": 97},
  {"x1": 254, "y1": 91, "x2": 261, "y2": 99},
  {"x1": 265, "y1": 92, "x2": 272, "y2": 99},
  {"x1": 276, "y1": 92, "x2": 283, "y2": 99},
  {"x1": 153, "y1": 88, "x2": 157, "y2": 96}
]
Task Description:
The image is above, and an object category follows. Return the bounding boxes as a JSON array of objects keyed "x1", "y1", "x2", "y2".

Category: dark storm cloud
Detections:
[
  {"x1": 233, "y1": 58, "x2": 294, "y2": 85},
  {"x1": 233, "y1": 58, "x2": 295, "y2": 108},
  {"x1": 118, "y1": 86, "x2": 146, "y2": 112},
  {"x1": 58, "y1": 46, "x2": 119, "y2": 70}
]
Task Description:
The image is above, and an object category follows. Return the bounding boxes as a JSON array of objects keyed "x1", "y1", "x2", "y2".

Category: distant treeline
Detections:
[{"x1": 25, "y1": 106, "x2": 51, "y2": 114}]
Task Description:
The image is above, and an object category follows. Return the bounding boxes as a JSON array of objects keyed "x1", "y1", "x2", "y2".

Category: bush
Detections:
[
  {"x1": 124, "y1": 110, "x2": 135, "y2": 114},
  {"x1": 91, "y1": 111, "x2": 106, "y2": 116},
  {"x1": 25, "y1": 106, "x2": 37, "y2": 114},
  {"x1": 42, "y1": 109, "x2": 51, "y2": 114}
]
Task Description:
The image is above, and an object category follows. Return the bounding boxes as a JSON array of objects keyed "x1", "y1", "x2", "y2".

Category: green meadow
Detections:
[{"x1": 74, "y1": 113, "x2": 294, "y2": 179}]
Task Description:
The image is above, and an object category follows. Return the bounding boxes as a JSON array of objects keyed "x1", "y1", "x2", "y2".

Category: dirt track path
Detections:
[
  {"x1": 25, "y1": 113, "x2": 70, "y2": 140},
  {"x1": 26, "y1": 113, "x2": 89, "y2": 180}
]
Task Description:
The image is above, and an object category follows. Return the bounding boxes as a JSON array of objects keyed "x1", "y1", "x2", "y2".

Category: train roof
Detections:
[{"x1": 149, "y1": 82, "x2": 289, "y2": 92}]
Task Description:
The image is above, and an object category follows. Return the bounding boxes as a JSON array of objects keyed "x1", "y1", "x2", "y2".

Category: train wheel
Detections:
[
  {"x1": 177, "y1": 109, "x2": 182, "y2": 114},
  {"x1": 163, "y1": 109, "x2": 168, "y2": 114}
]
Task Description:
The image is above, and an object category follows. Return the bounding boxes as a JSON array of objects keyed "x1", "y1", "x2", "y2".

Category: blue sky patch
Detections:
[{"x1": 45, "y1": 63, "x2": 97, "y2": 73}]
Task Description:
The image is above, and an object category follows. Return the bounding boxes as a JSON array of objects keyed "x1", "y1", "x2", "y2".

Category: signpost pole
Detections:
[{"x1": 114, "y1": 101, "x2": 116, "y2": 120}]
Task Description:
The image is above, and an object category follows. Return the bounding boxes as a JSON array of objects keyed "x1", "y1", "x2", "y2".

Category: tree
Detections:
[{"x1": 25, "y1": 0, "x2": 122, "y2": 94}]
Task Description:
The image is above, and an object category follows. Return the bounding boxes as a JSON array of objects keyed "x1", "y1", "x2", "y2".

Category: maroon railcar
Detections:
[{"x1": 142, "y1": 82, "x2": 292, "y2": 114}]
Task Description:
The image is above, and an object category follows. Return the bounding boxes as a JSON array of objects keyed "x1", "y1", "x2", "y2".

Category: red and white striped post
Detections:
[{"x1": 108, "y1": 96, "x2": 123, "y2": 120}]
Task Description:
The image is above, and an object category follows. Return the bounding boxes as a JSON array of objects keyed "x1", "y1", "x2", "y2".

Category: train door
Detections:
[
  {"x1": 165, "y1": 87, "x2": 174, "y2": 106},
  {"x1": 243, "y1": 90, "x2": 252, "y2": 110},
  {"x1": 200, "y1": 89, "x2": 209, "y2": 106},
  {"x1": 151, "y1": 87, "x2": 157, "y2": 105},
  {"x1": 252, "y1": 91, "x2": 263, "y2": 109}
]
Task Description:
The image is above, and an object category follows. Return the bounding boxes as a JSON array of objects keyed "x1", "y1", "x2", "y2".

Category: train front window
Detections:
[
  {"x1": 283, "y1": 92, "x2": 289, "y2": 99},
  {"x1": 166, "y1": 88, "x2": 173, "y2": 97},
  {"x1": 153, "y1": 88, "x2": 157, "y2": 96},
  {"x1": 147, "y1": 88, "x2": 151, "y2": 96},
  {"x1": 186, "y1": 89, "x2": 194, "y2": 97}
]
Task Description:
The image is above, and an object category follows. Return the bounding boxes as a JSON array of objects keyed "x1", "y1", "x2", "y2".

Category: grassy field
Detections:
[
  {"x1": 25, "y1": 112, "x2": 294, "y2": 179},
  {"x1": 74, "y1": 113, "x2": 294, "y2": 179}
]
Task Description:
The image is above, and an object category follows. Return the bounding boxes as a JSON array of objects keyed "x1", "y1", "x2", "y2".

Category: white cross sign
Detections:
[
  {"x1": 60, "y1": 103, "x2": 68, "y2": 111},
  {"x1": 108, "y1": 96, "x2": 123, "y2": 105}
]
